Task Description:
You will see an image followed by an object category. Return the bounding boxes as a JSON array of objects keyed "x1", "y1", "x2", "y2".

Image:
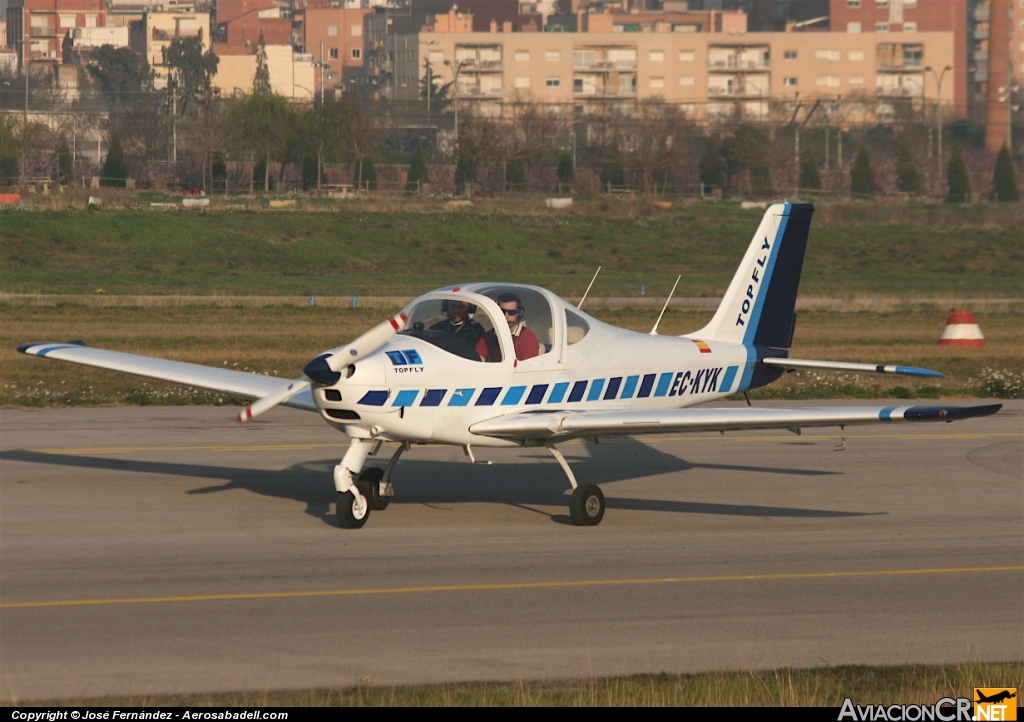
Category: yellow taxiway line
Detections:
[
  {"x1": 2, "y1": 565, "x2": 1021, "y2": 610},
  {"x1": 22, "y1": 432, "x2": 1023, "y2": 456}
]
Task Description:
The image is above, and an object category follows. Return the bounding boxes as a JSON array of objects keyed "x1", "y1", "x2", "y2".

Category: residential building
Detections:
[
  {"x1": 131, "y1": 7, "x2": 210, "y2": 88},
  {"x1": 386, "y1": 26, "x2": 955, "y2": 124},
  {"x1": 829, "y1": 0, "x2": 968, "y2": 116},
  {"x1": 300, "y1": 2, "x2": 372, "y2": 94},
  {"x1": 979, "y1": 0, "x2": 1018, "y2": 151},
  {"x1": 212, "y1": 42, "x2": 315, "y2": 98},
  {"x1": 6, "y1": 0, "x2": 107, "y2": 69},
  {"x1": 216, "y1": 0, "x2": 292, "y2": 47}
]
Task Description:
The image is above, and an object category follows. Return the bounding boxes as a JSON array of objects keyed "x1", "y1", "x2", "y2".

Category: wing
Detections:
[
  {"x1": 16, "y1": 342, "x2": 317, "y2": 412},
  {"x1": 470, "y1": 403, "x2": 1002, "y2": 440},
  {"x1": 761, "y1": 357, "x2": 945, "y2": 377}
]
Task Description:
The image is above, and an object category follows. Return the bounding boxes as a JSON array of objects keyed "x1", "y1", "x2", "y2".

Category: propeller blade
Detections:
[
  {"x1": 237, "y1": 378, "x2": 310, "y2": 423},
  {"x1": 305, "y1": 311, "x2": 409, "y2": 384}
]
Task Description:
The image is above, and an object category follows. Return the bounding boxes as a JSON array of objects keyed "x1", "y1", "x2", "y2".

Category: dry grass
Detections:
[
  {"x1": 21, "y1": 663, "x2": 1024, "y2": 707},
  {"x1": 1, "y1": 304, "x2": 1020, "y2": 406}
]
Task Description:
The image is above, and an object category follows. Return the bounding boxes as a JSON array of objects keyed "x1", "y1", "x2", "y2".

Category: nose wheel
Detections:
[
  {"x1": 337, "y1": 490, "x2": 370, "y2": 528},
  {"x1": 569, "y1": 484, "x2": 605, "y2": 526}
]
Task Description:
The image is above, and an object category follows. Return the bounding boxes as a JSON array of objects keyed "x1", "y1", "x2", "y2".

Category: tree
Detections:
[
  {"x1": 800, "y1": 157, "x2": 822, "y2": 190},
  {"x1": 102, "y1": 133, "x2": 127, "y2": 187},
  {"x1": 557, "y1": 149, "x2": 574, "y2": 189},
  {"x1": 945, "y1": 142, "x2": 971, "y2": 203},
  {"x1": 342, "y1": 94, "x2": 384, "y2": 190},
  {"x1": 362, "y1": 157, "x2": 377, "y2": 190},
  {"x1": 227, "y1": 91, "x2": 292, "y2": 192},
  {"x1": 182, "y1": 102, "x2": 229, "y2": 192},
  {"x1": 0, "y1": 119, "x2": 18, "y2": 183},
  {"x1": 506, "y1": 159, "x2": 527, "y2": 191},
  {"x1": 992, "y1": 145, "x2": 1019, "y2": 202},
  {"x1": 56, "y1": 136, "x2": 74, "y2": 186},
  {"x1": 419, "y1": 59, "x2": 452, "y2": 118},
  {"x1": 751, "y1": 165, "x2": 772, "y2": 197},
  {"x1": 303, "y1": 98, "x2": 347, "y2": 190},
  {"x1": 699, "y1": 136, "x2": 723, "y2": 190},
  {"x1": 406, "y1": 141, "x2": 428, "y2": 191},
  {"x1": 87, "y1": 45, "x2": 153, "y2": 108},
  {"x1": 895, "y1": 139, "x2": 920, "y2": 194},
  {"x1": 116, "y1": 105, "x2": 171, "y2": 175},
  {"x1": 165, "y1": 37, "x2": 219, "y2": 108},
  {"x1": 252, "y1": 32, "x2": 272, "y2": 95},
  {"x1": 725, "y1": 124, "x2": 767, "y2": 193},
  {"x1": 850, "y1": 145, "x2": 875, "y2": 196}
]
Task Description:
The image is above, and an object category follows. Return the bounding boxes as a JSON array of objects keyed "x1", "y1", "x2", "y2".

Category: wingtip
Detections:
[
  {"x1": 896, "y1": 365, "x2": 946, "y2": 378},
  {"x1": 16, "y1": 340, "x2": 87, "y2": 354}
]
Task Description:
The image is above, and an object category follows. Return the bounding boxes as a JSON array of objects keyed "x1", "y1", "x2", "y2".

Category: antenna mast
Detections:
[
  {"x1": 649, "y1": 275, "x2": 681, "y2": 335},
  {"x1": 577, "y1": 266, "x2": 601, "y2": 309}
]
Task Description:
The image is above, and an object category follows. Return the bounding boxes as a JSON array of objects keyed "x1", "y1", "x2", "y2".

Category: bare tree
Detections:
[{"x1": 343, "y1": 94, "x2": 384, "y2": 189}]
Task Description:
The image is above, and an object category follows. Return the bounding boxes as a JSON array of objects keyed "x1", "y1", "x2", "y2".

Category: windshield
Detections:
[
  {"x1": 473, "y1": 285, "x2": 554, "y2": 360},
  {"x1": 399, "y1": 297, "x2": 501, "y2": 362}
]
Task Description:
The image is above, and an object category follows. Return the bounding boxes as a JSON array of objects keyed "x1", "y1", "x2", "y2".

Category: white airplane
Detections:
[{"x1": 18, "y1": 203, "x2": 1000, "y2": 528}]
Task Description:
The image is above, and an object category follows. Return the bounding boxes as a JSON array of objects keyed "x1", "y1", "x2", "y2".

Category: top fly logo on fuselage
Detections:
[
  {"x1": 735, "y1": 236, "x2": 772, "y2": 328},
  {"x1": 386, "y1": 350, "x2": 425, "y2": 373}
]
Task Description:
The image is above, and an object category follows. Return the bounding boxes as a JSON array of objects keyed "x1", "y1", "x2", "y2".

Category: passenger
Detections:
[
  {"x1": 477, "y1": 293, "x2": 540, "y2": 362},
  {"x1": 429, "y1": 299, "x2": 485, "y2": 350}
]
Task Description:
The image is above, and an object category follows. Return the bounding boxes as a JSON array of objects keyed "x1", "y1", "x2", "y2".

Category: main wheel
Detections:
[
  {"x1": 569, "y1": 484, "x2": 605, "y2": 526},
  {"x1": 356, "y1": 467, "x2": 390, "y2": 511},
  {"x1": 336, "y1": 490, "x2": 370, "y2": 529}
]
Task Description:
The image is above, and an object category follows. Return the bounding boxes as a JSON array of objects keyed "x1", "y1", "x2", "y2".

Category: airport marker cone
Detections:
[{"x1": 938, "y1": 310, "x2": 986, "y2": 347}]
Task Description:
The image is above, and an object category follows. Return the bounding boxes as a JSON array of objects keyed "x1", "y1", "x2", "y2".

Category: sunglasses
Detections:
[{"x1": 500, "y1": 307, "x2": 520, "y2": 317}]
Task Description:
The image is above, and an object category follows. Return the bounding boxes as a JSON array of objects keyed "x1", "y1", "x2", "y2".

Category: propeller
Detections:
[{"x1": 236, "y1": 311, "x2": 408, "y2": 423}]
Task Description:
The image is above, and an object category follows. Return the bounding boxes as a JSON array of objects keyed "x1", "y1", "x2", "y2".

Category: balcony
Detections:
[
  {"x1": 458, "y1": 59, "x2": 503, "y2": 72},
  {"x1": 29, "y1": 26, "x2": 57, "y2": 37},
  {"x1": 708, "y1": 85, "x2": 768, "y2": 97},
  {"x1": 877, "y1": 86, "x2": 922, "y2": 97},
  {"x1": 877, "y1": 61, "x2": 923, "y2": 72},
  {"x1": 573, "y1": 60, "x2": 636, "y2": 71},
  {"x1": 708, "y1": 59, "x2": 770, "y2": 72}
]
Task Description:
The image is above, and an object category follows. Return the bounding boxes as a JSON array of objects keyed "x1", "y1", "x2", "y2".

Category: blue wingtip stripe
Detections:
[
  {"x1": 895, "y1": 366, "x2": 946, "y2": 378},
  {"x1": 879, "y1": 406, "x2": 897, "y2": 421}
]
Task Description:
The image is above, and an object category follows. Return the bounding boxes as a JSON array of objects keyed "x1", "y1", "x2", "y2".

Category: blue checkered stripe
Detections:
[{"x1": 357, "y1": 366, "x2": 741, "y2": 407}]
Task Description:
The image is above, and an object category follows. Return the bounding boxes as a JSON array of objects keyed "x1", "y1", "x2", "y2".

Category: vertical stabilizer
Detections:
[{"x1": 688, "y1": 203, "x2": 814, "y2": 349}]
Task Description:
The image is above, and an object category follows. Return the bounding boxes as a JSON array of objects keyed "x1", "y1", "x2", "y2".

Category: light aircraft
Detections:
[{"x1": 18, "y1": 203, "x2": 1000, "y2": 528}]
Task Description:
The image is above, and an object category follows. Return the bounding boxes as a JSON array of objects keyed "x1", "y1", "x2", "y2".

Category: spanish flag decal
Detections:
[{"x1": 692, "y1": 340, "x2": 712, "y2": 354}]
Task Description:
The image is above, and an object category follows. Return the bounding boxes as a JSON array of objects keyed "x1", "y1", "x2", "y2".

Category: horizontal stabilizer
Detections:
[
  {"x1": 761, "y1": 358, "x2": 945, "y2": 378},
  {"x1": 471, "y1": 403, "x2": 1001, "y2": 440},
  {"x1": 16, "y1": 342, "x2": 317, "y2": 412}
]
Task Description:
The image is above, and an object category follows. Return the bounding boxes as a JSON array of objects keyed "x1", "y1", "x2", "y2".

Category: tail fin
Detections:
[{"x1": 690, "y1": 202, "x2": 814, "y2": 349}]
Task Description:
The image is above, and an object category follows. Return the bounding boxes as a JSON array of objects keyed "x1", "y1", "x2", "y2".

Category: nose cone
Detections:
[{"x1": 303, "y1": 354, "x2": 341, "y2": 385}]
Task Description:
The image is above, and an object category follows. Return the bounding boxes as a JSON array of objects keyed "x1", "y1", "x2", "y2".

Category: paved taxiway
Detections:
[{"x1": 1, "y1": 402, "x2": 1021, "y2": 701}]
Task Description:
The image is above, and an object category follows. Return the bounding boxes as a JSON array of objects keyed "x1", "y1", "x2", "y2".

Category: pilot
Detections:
[
  {"x1": 429, "y1": 299, "x2": 485, "y2": 350},
  {"x1": 477, "y1": 293, "x2": 540, "y2": 362}
]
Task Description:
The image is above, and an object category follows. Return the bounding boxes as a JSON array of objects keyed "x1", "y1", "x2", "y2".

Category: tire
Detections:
[
  {"x1": 356, "y1": 467, "x2": 390, "y2": 511},
  {"x1": 336, "y1": 490, "x2": 370, "y2": 529},
  {"x1": 569, "y1": 484, "x2": 605, "y2": 527}
]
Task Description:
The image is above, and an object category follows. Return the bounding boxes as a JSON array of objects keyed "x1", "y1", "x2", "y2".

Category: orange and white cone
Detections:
[{"x1": 938, "y1": 310, "x2": 986, "y2": 347}]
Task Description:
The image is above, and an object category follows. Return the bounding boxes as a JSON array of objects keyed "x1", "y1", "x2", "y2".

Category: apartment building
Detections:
[
  {"x1": 132, "y1": 6, "x2": 210, "y2": 89},
  {"x1": 212, "y1": 42, "x2": 315, "y2": 98},
  {"x1": 6, "y1": 0, "x2": 107, "y2": 68},
  {"x1": 387, "y1": 27, "x2": 955, "y2": 125},
  {"x1": 301, "y1": 3, "x2": 372, "y2": 94}
]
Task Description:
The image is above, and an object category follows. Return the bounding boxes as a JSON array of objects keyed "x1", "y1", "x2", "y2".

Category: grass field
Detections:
[
  {"x1": 2, "y1": 304, "x2": 1020, "y2": 407},
  {"x1": 28, "y1": 663, "x2": 1024, "y2": 706},
  {"x1": 1, "y1": 200, "x2": 1021, "y2": 298}
]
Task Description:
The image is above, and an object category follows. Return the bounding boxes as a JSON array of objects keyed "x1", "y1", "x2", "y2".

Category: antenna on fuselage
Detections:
[
  {"x1": 577, "y1": 266, "x2": 601, "y2": 310},
  {"x1": 649, "y1": 275, "x2": 682, "y2": 336}
]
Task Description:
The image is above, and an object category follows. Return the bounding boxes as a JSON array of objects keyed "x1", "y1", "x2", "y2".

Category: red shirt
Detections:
[{"x1": 477, "y1": 326, "x2": 540, "y2": 362}]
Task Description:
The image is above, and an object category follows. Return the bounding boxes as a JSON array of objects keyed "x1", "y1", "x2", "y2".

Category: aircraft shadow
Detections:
[{"x1": 1, "y1": 440, "x2": 872, "y2": 528}]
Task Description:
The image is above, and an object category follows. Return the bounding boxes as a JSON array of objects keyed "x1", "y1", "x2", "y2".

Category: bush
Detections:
[
  {"x1": 600, "y1": 164, "x2": 625, "y2": 190},
  {"x1": 800, "y1": 159, "x2": 822, "y2": 191},
  {"x1": 101, "y1": 133, "x2": 127, "y2": 188},
  {"x1": 406, "y1": 142, "x2": 428, "y2": 191},
  {"x1": 992, "y1": 145, "x2": 1019, "y2": 202},
  {"x1": 850, "y1": 145, "x2": 875, "y2": 196},
  {"x1": 56, "y1": 137, "x2": 74, "y2": 186},
  {"x1": 896, "y1": 141, "x2": 920, "y2": 194},
  {"x1": 945, "y1": 143, "x2": 970, "y2": 203},
  {"x1": 557, "y1": 149, "x2": 574, "y2": 187},
  {"x1": 0, "y1": 120, "x2": 18, "y2": 183},
  {"x1": 505, "y1": 159, "x2": 527, "y2": 191},
  {"x1": 751, "y1": 165, "x2": 772, "y2": 197},
  {"x1": 699, "y1": 137, "x2": 723, "y2": 189}
]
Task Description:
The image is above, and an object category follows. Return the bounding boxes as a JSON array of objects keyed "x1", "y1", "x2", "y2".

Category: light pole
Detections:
[
  {"x1": 924, "y1": 65, "x2": 951, "y2": 179},
  {"x1": 311, "y1": 41, "x2": 331, "y2": 104},
  {"x1": 443, "y1": 59, "x2": 468, "y2": 143},
  {"x1": 419, "y1": 40, "x2": 439, "y2": 126}
]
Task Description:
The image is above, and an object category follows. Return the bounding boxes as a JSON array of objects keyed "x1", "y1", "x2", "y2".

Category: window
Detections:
[
  {"x1": 650, "y1": 76, "x2": 664, "y2": 88},
  {"x1": 678, "y1": 50, "x2": 695, "y2": 61},
  {"x1": 876, "y1": 23, "x2": 889, "y2": 31},
  {"x1": 351, "y1": 24, "x2": 362, "y2": 37},
  {"x1": 400, "y1": 298, "x2": 502, "y2": 363},
  {"x1": 816, "y1": 75, "x2": 841, "y2": 87},
  {"x1": 903, "y1": 22, "x2": 917, "y2": 32},
  {"x1": 565, "y1": 309, "x2": 590, "y2": 346},
  {"x1": 60, "y1": 15, "x2": 75, "y2": 28},
  {"x1": 329, "y1": 48, "x2": 339, "y2": 60},
  {"x1": 847, "y1": 0, "x2": 861, "y2": 6},
  {"x1": 547, "y1": 77, "x2": 561, "y2": 87},
  {"x1": 847, "y1": 21, "x2": 862, "y2": 32},
  {"x1": 849, "y1": 49, "x2": 865, "y2": 61},
  {"x1": 649, "y1": 50, "x2": 664, "y2": 61},
  {"x1": 876, "y1": 0, "x2": 889, "y2": 6},
  {"x1": 85, "y1": 14, "x2": 96, "y2": 27},
  {"x1": 515, "y1": 50, "x2": 529, "y2": 62},
  {"x1": 678, "y1": 75, "x2": 694, "y2": 86},
  {"x1": 849, "y1": 102, "x2": 865, "y2": 113},
  {"x1": 515, "y1": 76, "x2": 530, "y2": 88},
  {"x1": 784, "y1": 76, "x2": 798, "y2": 86},
  {"x1": 351, "y1": 47, "x2": 361, "y2": 59},
  {"x1": 904, "y1": 0, "x2": 916, "y2": 6},
  {"x1": 546, "y1": 50, "x2": 560, "y2": 62},
  {"x1": 428, "y1": 50, "x2": 443, "y2": 63},
  {"x1": 849, "y1": 76, "x2": 864, "y2": 86},
  {"x1": 815, "y1": 49, "x2": 841, "y2": 61},
  {"x1": 784, "y1": 49, "x2": 798, "y2": 60},
  {"x1": 327, "y1": 24, "x2": 338, "y2": 37}
]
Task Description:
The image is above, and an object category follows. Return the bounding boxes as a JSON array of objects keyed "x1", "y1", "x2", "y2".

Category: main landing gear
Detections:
[
  {"x1": 334, "y1": 440, "x2": 407, "y2": 528},
  {"x1": 543, "y1": 441, "x2": 605, "y2": 527}
]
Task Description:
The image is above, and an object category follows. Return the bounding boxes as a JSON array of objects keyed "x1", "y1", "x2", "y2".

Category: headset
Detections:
[
  {"x1": 496, "y1": 292, "x2": 525, "y2": 323},
  {"x1": 441, "y1": 299, "x2": 478, "y2": 316}
]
